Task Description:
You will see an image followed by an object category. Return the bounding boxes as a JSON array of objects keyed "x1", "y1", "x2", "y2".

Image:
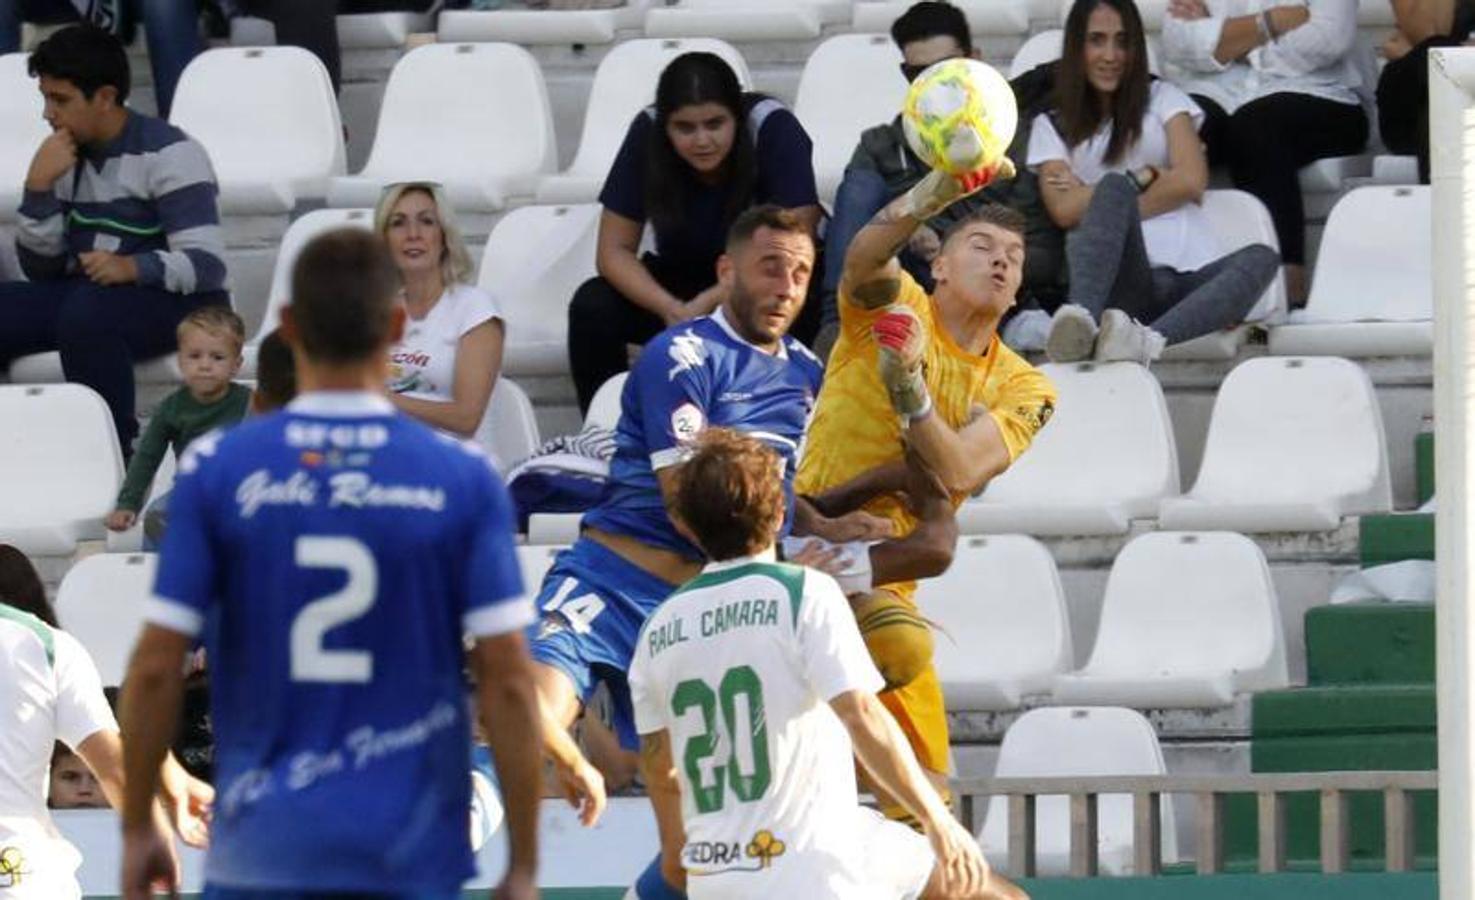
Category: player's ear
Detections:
[
  {"x1": 931, "y1": 247, "x2": 948, "y2": 286},
  {"x1": 716, "y1": 252, "x2": 735, "y2": 290}
]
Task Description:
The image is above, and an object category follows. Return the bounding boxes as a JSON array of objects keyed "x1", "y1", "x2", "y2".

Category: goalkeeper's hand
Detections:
[
  {"x1": 900, "y1": 157, "x2": 1018, "y2": 222},
  {"x1": 874, "y1": 305, "x2": 932, "y2": 421}
]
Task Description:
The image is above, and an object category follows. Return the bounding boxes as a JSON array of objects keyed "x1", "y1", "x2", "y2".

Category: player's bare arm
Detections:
[
  {"x1": 906, "y1": 402, "x2": 1013, "y2": 496},
  {"x1": 638, "y1": 730, "x2": 689, "y2": 893},
  {"x1": 538, "y1": 694, "x2": 608, "y2": 828},
  {"x1": 474, "y1": 632, "x2": 545, "y2": 897}
]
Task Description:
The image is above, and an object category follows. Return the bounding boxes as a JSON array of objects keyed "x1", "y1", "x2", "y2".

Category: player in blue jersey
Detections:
[{"x1": 117, "y1": 229, "x2": 545, "y2": 900}]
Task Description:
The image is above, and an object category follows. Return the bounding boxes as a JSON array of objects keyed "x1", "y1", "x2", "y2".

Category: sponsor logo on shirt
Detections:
[
  {"x1": 683, "y1": 829, "x2": 787, "y2": 875},
  {"x1": 668, "y1": 333, "x2": 707, "y2": 380},
  {"x1": 0, "y1": 846, "x2": 29, "y2": 887},
  {"x1": 1018, "y1": 398, "x2": 1055, "y2": 436}
]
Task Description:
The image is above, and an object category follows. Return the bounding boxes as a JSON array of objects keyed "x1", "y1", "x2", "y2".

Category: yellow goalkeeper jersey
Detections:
[{"x1": 795, "y1": 271, "x2": 1056, "y2": 600}]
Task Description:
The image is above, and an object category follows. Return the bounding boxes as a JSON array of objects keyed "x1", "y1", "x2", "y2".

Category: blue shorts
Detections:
[
  {"x1": 526, "y1": 537, "x2": 679, "y2": 748},
  {"x1": 204, "y1": 888, "x2": 458, "y2": 900}
]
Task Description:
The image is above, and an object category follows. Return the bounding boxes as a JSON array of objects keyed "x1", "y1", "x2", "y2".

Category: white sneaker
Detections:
[
  {"x1": 1045, "y1": 304, "x2": 1098, "y2": 363},
  {"x1": 1094, "y1": 308, "x2": 1166, "y2": 363}
]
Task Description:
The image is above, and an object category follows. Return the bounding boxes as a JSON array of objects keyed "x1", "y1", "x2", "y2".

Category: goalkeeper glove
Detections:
[
  {"x1": 874, "y1": 306, "x2": 932, "y2": 421},
  {"x1": 899, "y1": 157, "x2": 1018, "y2": 222}
]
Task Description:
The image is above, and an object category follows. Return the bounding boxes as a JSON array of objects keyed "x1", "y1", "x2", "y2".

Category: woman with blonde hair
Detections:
[{"x1": 374, "y1": 180, "x2": 505, "y2": 438}]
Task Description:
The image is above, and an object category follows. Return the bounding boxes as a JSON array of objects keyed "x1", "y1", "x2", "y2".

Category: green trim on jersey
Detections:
[
  {"x1": 675, "y1": 561, "x2": 807, "y2": 630},
  {"x1": 0, "y1": 604, "x2": 55, "y2": 667}
]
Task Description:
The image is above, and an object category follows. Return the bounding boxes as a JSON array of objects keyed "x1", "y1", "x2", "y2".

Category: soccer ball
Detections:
[{"x1": 901, "y1": 58, "x2": 1018, "y2": 178}]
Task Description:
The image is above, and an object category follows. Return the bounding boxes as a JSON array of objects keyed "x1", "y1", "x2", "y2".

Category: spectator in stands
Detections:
[
  {"x1": 376, "y1": 180, "x2": 505, "y2": 439},
  {"x1": 105, "y1": 306, "x2": 249, "y2": 536},
  {"x1": 566, "y1": 51, "x2": 823, "y2": 413},
  {"x1": 1375, "y1": 0, "x2": 1474, "y2": 182},
  {"x1": 0, "y1": 543, "x2": 54, "y2": 626},
  {"x1": 821, "y1": 1, "x2": 1065, "y2": 357},
  {"x1": 1161, "y1": 0, "x2": 1368, "y2": 305},
  {"x1": 230, "y1": 0, "x2": 437, "y2": 94},
  {"x1": 252, "y1": 326, "x2": 297, "y2": 412},
  {"x1": 0, "y1": 25, "x2": 229, "y2": 455},
  {"x1": 48, "y1": 743, "x2": 107, "y2": 808},
  {"x1": 1031, "y1": 0, "x2": 1279, "y2": 362},
  {"x1": 0, "y1": 0, "x2": 202, "y2": 117}
]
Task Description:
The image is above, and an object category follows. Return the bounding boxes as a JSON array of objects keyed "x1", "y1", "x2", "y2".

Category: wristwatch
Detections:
[{"x1": 1129, "y1": 166, "x2": 1160, "y2": 193}]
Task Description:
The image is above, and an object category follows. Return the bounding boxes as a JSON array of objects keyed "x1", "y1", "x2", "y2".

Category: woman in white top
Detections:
[
  {"x1": 1030, "y1": 0, "x2": 1279, "y2": 363},
  {"x1": 1162, "y1": 0, "x2": 1368, "y2": 303},
  {"x1": 375, "y1": 181, "x2": 505, "y2": 438}
]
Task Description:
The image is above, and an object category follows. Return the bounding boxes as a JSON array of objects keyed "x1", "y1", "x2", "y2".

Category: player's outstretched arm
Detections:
[
  {"x1": 638, "y1": 730, "x2": 689, "y2": 895},
  {"x1": 905, "y1": 404, "x2": 1012, "y2": 498},
  {"x1": 830, "y1": 690, "x2": 990, "y2": 898},
  {"x1": 474, "y1": 632, "x2": 543, "y2": 899},
  {"x1": 118, "y1": 624, "x2": 192, "y2": 900}
]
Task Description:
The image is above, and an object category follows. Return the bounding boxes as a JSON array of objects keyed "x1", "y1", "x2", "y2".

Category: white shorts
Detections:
[{"x1": 688, "y1": 807, "x2": 934, "y2": 900}]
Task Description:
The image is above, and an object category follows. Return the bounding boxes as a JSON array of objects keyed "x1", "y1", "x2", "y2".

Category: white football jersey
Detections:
[
  {"x1": 631, "y1": 553, "x2": 924, "y2": 898},
  {"x1": 0, "y1": 607, "x2": 116, "y2": 900}
]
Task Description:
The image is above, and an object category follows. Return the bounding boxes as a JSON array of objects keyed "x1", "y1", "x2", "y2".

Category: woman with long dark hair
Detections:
[
  {"x1": 1029, "y1": 0, "x2": 1278, "y2": 363},
  {"x1": 566, "y1": 51, "x2": 822, "y2": 412},
  {"x1": 0, "y1": 543, "x2": 54, "y2": 626}
]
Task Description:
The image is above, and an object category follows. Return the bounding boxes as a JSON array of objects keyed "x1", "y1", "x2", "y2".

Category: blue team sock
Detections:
[{"x1": 632, "y1": 855, "x2": 687, "y2": 900}]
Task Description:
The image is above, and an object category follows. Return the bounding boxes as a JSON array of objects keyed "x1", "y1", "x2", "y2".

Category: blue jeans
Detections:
[
  {"x1": 821, "y1": 166, "x2": 934, "y2": 327},
  {"x1": 0, "y1": 0, "x2": 201, "y2": 116}
]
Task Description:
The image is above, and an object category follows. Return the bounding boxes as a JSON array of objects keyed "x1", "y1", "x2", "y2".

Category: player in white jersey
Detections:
[
  {"x1": 628, "y1": 430, "x2": 1027, "y2": 900},
  {"x1": 0, "y1": 604, "x2": 208, "y2": 900}
]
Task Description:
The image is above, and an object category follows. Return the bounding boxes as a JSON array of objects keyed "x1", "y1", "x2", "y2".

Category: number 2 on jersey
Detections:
[
  {"x1": 291, "y1": 536, "x2": 377, "y2": 683},
  {"x1": 671, "y1": 665, "x2": 771, "y2": 814}
]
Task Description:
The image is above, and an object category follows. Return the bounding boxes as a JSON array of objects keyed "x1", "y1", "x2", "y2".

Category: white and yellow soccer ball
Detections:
[{"x1": 901, "y1": 58, "x2": 1018, "y2": 178}]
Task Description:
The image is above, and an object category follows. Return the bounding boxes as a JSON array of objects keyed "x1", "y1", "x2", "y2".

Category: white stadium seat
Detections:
[
  {"x1": 517, "y1": 544, "x2": 565, "y2": 597},
  {"x1": 921, "y1": 535, "x2": 1072, "y2": 711},
  {"x1": 480, "y1": 203, "x2": 601, "y2": 376},
  {"x1": 644, "y1": 1, "x2": 837, "y2": 41},
  {"x1": 54, "y1": 553, "x2": 156, "y2": 686},
  {"x1": 0, "y1": 385, "x2": 122, "y2": 555},
  {"x1": 978, "y1": 707, "x2": 1178, "y2": 876},
  {"x1": 336, "y1": 12, "x2": 431, "y2": 48},
  {"x1": 328, "y1": 43, "x2": 557, "y2": 213},
  {"x1": 586, "y1": 372, "x2": 628, "y2": 432},
  {"x1": 478, "y1": 377, "x2": 541, "y2": 471},
  {"x1": 958, "y1": 362, "x2": 1178, "y2": 536},
  {"x1": 853, "y1": 0, "x2": 1030, "y2": 36},
  {"x1": 1372, "y1": 154, "x2": 1420, "y2": 184},
  {"x1": 171, "y1": 47, "x2": 345, "y2": 215},
  {"x1": 1269, "y1": 186, "x2": 1432, "y2": 357},
  {"x1": 6, "y1": 350, "x2": 180, "y2": 388},
  {"x1": 1159, "y1": 357, "x2": 1392, "y2": 532},
  {"x1": 794, "y1": 34, "x2": 907, "y2": 204},
  {"x1": 439, "y1": 0, "x2": 650, "y2": 44},
  {"x1": 536, "y1": 39, "x2": 751, "y2": 205},
  {"x1": 1052, "y1": 532, "x2": 1289, "y2": 707},
  {"x1": 0, "y1": 53, "x2": 48, "y2": 225}
]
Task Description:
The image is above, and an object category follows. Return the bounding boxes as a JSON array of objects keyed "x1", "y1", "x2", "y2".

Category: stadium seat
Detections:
[
  {"x1": 1007, "y1": 28, "x2": 1161, "y2": 78},
  {"x1": 536, "y1": 39, "x2": 751, "y2": 205},
  {"x1": 336, "y1": 11, "x2": 431, "y2": 48},
  {"x1": 105, "y1": 452, "x2": 176, "y2": 553},
  {"x1": 480, "y1": 203, "x2": 600, "y2": 376},
  {"x1": 1158, "y1": 357, "x2": 1392, "y2": 532},
  {"x1": 0, "y1": 52, "x2": 48, "y2": 225},
  {"x1": 853, "y1": 0, "x2": 1030, "y2": 38},
  {"x1": 586, "y1": 372, "x2": 628, "y2": 431},
  {"x1": 478, "y1": 378, "x2": 541, "y2": 470},
  {"x1": 5, "y1": 349, "x2": 180, "y2": 388},
  {"x1": 0, "y1": 385, "x2": 122, "y2": 555},
  {"x1": 1052, "y1": 531, "x2": 1289, "y2": 707},
  {"x1": 644, "y1": 1, "x2": 839, "y2": 41},
  {"x1": 1269, "y1": 186, "x2": 1432, "y2": 357},
  {"x1": 171, "y1": 47, "x2": 345, "y2": 215},
  {"x1": 516, "y1": 544, "x2": 565, "y2": 597},
  {"x1": 327, "y1": 43, "x2": 557, "y2": 214},
  {"x1": 978, "y1": 707, "x2": 1178, "y2": 876},
  {"x1": 958, "y1": 362, "x2": 1178, "y2": 536},
  {"x1": 794, "y1": 34, "x2": 907, "y2": 204},
  {"x1": 1372, "y1": 154, "x2": 1420, "y2": 184},
  {"x1": 244, "y1": 208, "x2": 376, "y2": 377},
  {"x1": 53, "y1": 552, "x2": 156, "y2": 686},
  {"x1": 921, "y1": 535, "x2": 1072, "y2": 710},
  {"x1": 439, "y1": 0, "x2": 651, "y2": 44}
]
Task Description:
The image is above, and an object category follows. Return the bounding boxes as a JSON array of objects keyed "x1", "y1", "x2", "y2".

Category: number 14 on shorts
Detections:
[{"x1": 543, "y1": 578, "x2": 607, "y2": 633}]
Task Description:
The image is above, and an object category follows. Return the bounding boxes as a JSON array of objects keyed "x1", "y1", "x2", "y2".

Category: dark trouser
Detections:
[
  {"x1": 242, "y1": 0, "x2": 340, "y2": 92},
  {"x1": 1195, "y1": 92, "x2": 1368, "y2": 265},
  {"x1": 567, "y1": 267, "x2": 824, "y2": 416},
  {"x1": 1067, "y1": 173, "x2": 1279, "y2": 344},
  {"x1": 0, "y1": 0, "x2": 202, "y2": 117},
  {"x1": 0, "y1": 279, "x2": 224, "y2": 448},
  {"x1": 1376, "y1": 36, "x2": 1461, "y2": 183}
]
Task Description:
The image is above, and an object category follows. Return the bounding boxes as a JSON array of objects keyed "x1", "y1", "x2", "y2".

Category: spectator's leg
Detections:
[
  {"x1": 1146, "y1": 244, "x2": 1280, "y2": 344},
  {"x1": 0, "y1": 279, "x2": 67, "y2": 367},
  {"x1": 821, "y1": 167, "x2": 890, "y2": 329},
  {"x1": 133, "y1": 0, "x2": 202, "y2": 118},
  {"x1": 1223, "y1": 93, "x2": 1368, "y2": 269},
  {"x1": 54, "y1": 283, "x2": 217, "y2": 449},
  {"x1": 246, "y1": 0, "x2": 341, "y2": 93},
  {"x1": 1, "y1": 0, "x2": 82, "y2": 51},
  {"x1": 567, "y1": 276, "x2": 664, "y2": 416},
  {"x1": 1063, "y1": 172, "x2": 1155, "y2": 319}
]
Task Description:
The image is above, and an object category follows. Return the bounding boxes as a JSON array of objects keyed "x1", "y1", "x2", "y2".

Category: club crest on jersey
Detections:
[
  {"x1": 668, "y1": 333, "x2": 706, "y2": 380},
  {"x1": 671, "y1": 403, "x2": 705, "y2": 444},
  {"x1": 0, "y1": 846, "x2": 29, "y2": 887}
]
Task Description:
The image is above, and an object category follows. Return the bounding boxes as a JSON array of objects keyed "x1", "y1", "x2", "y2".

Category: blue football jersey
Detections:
[
  {"x1": 581, "y1": 308, "x2": 824, "y2": 557},
  {"x1": 144, "y1": 392, "x2": 532, "y2": 893}
]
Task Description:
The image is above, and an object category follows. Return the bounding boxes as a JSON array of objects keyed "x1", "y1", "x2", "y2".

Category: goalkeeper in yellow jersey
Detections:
[{"x1": 794, "y1": 167, "x2": 1057, "y2": 816}]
